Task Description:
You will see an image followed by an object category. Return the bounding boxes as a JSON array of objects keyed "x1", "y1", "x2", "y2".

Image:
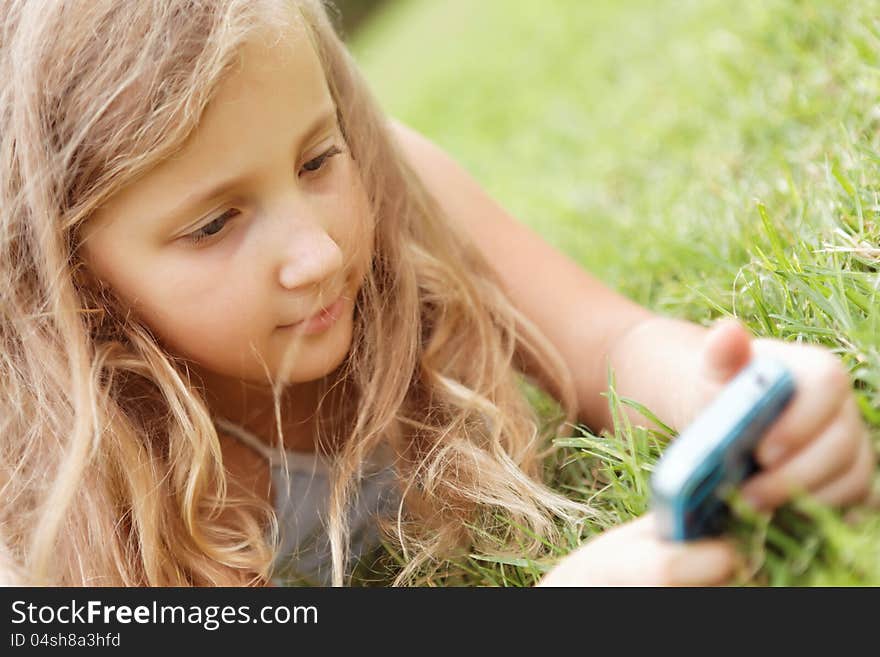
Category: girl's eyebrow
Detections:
[{"x1": 157, "y1": 104, "x2": 338, "y2": 228}]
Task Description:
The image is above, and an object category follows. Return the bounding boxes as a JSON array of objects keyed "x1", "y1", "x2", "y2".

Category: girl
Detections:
[{"x1": 0, "y1": 0, "x2": 873, "y2": 587}]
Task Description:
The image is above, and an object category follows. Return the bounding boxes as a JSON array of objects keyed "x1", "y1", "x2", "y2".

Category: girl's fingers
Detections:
[
  {"x1": 741, "y1": 407, "x2": 861, "y2": 510},
  {"x1": 810, "y1": 436, "x2": 877, "y2": 507},
  {"x1": 751, "y1": 341, "x2": 850, "y2": 466},
  {"x1": 587, "y1": 537, "x2": 737, "y2": 587},
  {"x1": 653, "y1": 539, "x2": 739, "y2": 587},
  {"x1": 609, "y1": 517, "x2": 737, "y2": 585},
  {"x1": 540, "y1": 513, "x2": 738, "y2": 587},
  {"x1": 606, "y1": 515, "x2": 738, "y2": 586}
]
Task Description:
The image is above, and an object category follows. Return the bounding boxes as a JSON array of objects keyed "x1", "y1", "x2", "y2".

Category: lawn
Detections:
[{"x1": 347, "y1": 0, "x2": 880, "y2": 585}]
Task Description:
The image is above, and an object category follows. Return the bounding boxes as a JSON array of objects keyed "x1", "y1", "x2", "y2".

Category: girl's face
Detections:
[{"x1": 79, "y1": 26, "x2": 373, "y2": 394}]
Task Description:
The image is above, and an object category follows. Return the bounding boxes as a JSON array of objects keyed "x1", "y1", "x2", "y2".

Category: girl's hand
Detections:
[
  {"x1": 681, "y1": 318, "x2": 876, "y2": 511},
  {"x1": 537, "y1": 513, "x2": 738, "y2": 586}
]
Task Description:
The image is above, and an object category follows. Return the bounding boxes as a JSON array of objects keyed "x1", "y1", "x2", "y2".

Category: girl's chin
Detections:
[{"x1": 272, "y1": 324, "x2": 354, "y2": 382}]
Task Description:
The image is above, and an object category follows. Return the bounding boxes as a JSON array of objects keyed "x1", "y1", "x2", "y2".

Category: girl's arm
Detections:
[
  {"x1": 389, "y1": 119, "x2": 656, "y2": 435},
  {"x1": 391, "y1": 120, "x2": 875, "y2": 512}
]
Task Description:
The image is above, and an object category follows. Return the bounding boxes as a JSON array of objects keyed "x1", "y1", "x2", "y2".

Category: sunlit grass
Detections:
[{"x1": 346, "y1": 0, "x2": 880, "y2": 585}]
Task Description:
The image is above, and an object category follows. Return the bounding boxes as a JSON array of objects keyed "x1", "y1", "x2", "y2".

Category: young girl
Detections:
[{"x1": 0, "y1": 0, "x2": 874, "y2": 587}]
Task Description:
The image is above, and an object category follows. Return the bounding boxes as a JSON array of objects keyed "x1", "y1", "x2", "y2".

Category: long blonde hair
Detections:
[{"x1": 0, "y1": 0, "x2": 588, "y2": 586}]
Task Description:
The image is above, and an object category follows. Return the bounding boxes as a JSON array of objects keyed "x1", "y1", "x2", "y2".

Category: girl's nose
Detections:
[{"x1": 277, "y1": 224, "x2": 344, "y2": 292}]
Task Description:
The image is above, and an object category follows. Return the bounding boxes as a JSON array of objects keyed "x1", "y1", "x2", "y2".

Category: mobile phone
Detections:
[{"x1": 650, "y1": 357, "x2": 795, "y2": 541}]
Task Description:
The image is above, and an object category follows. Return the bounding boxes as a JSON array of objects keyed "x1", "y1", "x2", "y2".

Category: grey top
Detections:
[{"x1": 214, "y1": 416, "x2": 400, "y2": 586}]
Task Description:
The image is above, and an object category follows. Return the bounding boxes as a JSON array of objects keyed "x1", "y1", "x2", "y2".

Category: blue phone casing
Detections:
[{"x1": 650, "y1": 357, "x2": 795, "y2": 541}]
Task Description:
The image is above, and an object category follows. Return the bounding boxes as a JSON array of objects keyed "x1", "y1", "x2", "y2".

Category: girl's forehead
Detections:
[
  {"x1": 192, "y1": 26, "x2": 330, "y2": 150},
  {"x1": 128, "y1": 19, "x2": 321, "y2": 122},
  {"x1": 88, "y1": 23, "x2": 332, "y2": 233}
]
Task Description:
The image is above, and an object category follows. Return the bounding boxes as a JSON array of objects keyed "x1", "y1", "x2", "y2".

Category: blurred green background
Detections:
[
  {"x1": 329, "y1": 0, "x2": 880, "y2": 584},
  {"x1": 338, "y1": 0, "x2": 879, "y2": 313}
]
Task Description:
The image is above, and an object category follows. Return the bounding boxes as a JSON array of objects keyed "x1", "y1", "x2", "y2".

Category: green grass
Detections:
[{"x1": 346, "y1": 0, "x2": 880, "y2": 585}]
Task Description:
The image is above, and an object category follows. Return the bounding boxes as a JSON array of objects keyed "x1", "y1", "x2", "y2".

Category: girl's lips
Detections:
[{"x1": 278, "y1": 295, "x2": 346, "y2": 335}]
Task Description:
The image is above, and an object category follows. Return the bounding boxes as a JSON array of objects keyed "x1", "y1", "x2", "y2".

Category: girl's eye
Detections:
[
  {"x1": 300, "y1": 144, "x2": 343, "y2": 176},
  {"x1": 186, "y1": 209, "x2": 238, "y2": 246},
  {"x1": 183, "y1": 145, "x2": 344, "y2": 247}
]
